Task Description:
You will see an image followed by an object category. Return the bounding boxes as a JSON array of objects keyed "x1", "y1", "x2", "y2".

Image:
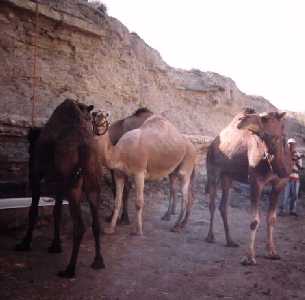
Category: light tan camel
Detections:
[{"x1": 93, "y1": 111, "x2": 196, "y2": 235}]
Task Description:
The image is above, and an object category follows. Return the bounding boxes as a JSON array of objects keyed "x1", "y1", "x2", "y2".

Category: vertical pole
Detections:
[{"x1": 31, "y1": 1, "x2": 39, "y2": 127}]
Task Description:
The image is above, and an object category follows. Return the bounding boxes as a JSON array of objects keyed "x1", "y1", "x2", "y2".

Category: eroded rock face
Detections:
[{"x1": 0, "y1": 0, "x2": 304, "y2": 189}]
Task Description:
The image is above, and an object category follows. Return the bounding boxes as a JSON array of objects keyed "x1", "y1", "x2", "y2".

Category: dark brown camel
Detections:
[
  {"x1": 205, "y1": 109, "x2": 292, "y2": 265},
  {"x1": 106, "y1": 107, "x2": 154, "y2": 224},
  {"x1": 16, "y1": 99, "x2": 105, "y2": 278}
]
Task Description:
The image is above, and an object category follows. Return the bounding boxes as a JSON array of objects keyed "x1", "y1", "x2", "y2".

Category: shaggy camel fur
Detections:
[
  {"x1": 16, "y1": 99, "x2": 105, "y2": 278},
  {"x1": 93, "y1": 111, "x2": 196, "y2": 235},
  {"x1": 206, "y1": 109, "x2": 292, "y2": 265}
]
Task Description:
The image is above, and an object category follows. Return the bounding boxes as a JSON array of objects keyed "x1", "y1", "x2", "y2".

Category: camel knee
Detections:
[
  {"x1": 250, "y1": 220, "x2": 259, "y2": 231},
  {"x1": 218, "y1": 201, "x2": 226, "y2": 215},
  {"x1": 135, "y1": 198, "x2": 144, "y2": 211},
  {"x1": 268, "y1": 215, "x2": 276, "y2": 226}
]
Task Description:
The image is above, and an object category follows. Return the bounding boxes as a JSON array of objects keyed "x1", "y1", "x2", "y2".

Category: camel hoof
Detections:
[
  {"x1": 240, "y1": 256, "x2": 257, "y2": 266},
  {"x1": 171, "y1": 225, "x2": 182, "y2": 233},
  {"x1": 118, "y1": 217, "x2": 130, "y2": 226},
  {"x1": 226, "y1": 240, "x2": 239, "y2": 248},
  {"x1": 48, "y1": 243, "x2": 62, "y2": 253},
  {"x1": 161, "y1": 213, "x2": 171, "y2": 221},
  {"x1": 57, "y1": 268, "x2": 75, "y2": 278},
  {"x1": 104, "y1": 227, "x2": 115, "y2": 235},
  {"x1": 130, "y1": 230, "x2": 144, "y2": 237},
  {"x1": 91, "y1": 257, "x2": 105, "y2": 270},
  {"x1": 265, "y1": 253, "x2": 281, "y2": 260},
  {"x1": 15, "y1": 241, "x2": 31, "y2": 251},
  {"x1": 205, "y1": 235, "x2": 215, "y2": 244},
  {"x1": 104, "y1": 215, "x2": 113, "y2": 223}
]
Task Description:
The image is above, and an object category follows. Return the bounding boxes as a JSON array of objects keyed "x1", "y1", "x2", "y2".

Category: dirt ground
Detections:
[{"x1": 1, "y1": 177, "x2": 305, "y2": 300}]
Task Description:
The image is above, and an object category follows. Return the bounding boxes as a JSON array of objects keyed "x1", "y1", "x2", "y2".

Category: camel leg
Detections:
[
  {"x1": 106, "y1": 173, "x2": 130, "y2": 225},
  {"x1": 88, "y1": 192, "x2": 105, "y2": 270},
  {"x1": 58, "y1": 184, "x2": 85, "y2": 278},
  {"x1": 132, "y1": 173, "x2": 145, "y2": 236},
  {"x1": 241, "y1": 180, "x2": 262, "y2": 266},
  {"x1": 15, "y1": 173, "x2": 41, "y2": 251},
  {"x1": 104, "y1": 171, "x2": 125, "y2": 234},
  {"x1": 161, "y1": 174, "x2": 178, "y2": 221},
  {"x1": 171, "y1": 175, "x2": 190, "y2": 232},
  {"x1": 219, "y1": 175, "x2": 238, "y2": 247},
  {"x1": 205, "y1": 183, "x2": 217, "y2": 243},
  {"x1": 266, "y1": 186, "x2": 281, "y2": 260},
  {"x1": 119, "y1": 176, "x2": 131, "y2": 225},
  {"x1": 48, "y1": 195, "x2": 64, "y2": 253},
  {"x1": 179, "y1": 179, "x2": 194, "y2": 228}
]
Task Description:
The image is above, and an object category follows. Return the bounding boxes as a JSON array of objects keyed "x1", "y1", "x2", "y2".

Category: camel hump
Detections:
[{"x1": 141, "y1": 115, "x2": 175, "y2": 131}]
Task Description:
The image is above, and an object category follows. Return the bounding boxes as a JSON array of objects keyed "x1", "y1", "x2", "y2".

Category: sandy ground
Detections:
[{"x1": 1, "y1": 178, "x2": 305, "y2": 300}]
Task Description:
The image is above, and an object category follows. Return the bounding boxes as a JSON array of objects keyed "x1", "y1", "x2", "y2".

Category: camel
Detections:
[
  {"x1": 15, "y1": 99, "x2": 105, "y2": 278},
  {"x1": 105, "y1": 107, "x2": 154, "y2": 224},
  {"x1": 105, "y1": 107, "x2": 182, "y2": 224},
  {"x1": 205, "y1": 108, "x2": 292, "y2": 265},
  {"x1": 93, "y1": 110, "x2": 197, "y2": 235}
]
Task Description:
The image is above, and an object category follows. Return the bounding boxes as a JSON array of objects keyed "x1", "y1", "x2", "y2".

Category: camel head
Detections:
[
  {"x1": 92, "y1": 110, "x2": 111, "y2": 135},
  {"x1": 71, "y1": 99, "x2": 94, "y2": 122},
  {"x1": 237, "y1": 111, "x2": 292, "y2": 177}
]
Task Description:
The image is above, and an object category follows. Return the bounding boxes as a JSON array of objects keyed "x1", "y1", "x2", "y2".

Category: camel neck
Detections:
[{"x1": 96, "y1": 131, "x2": 119, "y2": 170}]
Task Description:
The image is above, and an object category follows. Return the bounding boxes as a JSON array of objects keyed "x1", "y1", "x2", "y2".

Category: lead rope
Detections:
[
  {"x1": 26, "y1": 1, "x2": 39, "y2": 198},
  {"x1": 31, "y1": 1, "x2": 39, "y2": 127}
]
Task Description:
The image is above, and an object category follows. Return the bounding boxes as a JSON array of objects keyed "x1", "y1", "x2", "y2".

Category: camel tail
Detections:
[
  {"x1": 27, "y1": 127, "x2": 42, "y2": 186},
  {"x1": 190, "y1": 168, "x2": 196, "y2": 192},
  {"x1": 205, "y1": 144, "x2": 215, "y2": 194}
]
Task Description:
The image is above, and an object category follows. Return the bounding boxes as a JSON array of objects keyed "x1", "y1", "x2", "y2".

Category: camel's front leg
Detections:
[
  {"x1": 120, "y1": 176, "x2": 131, "y2": 225},
  {"x1": 104, "y1": 171, "x2": 125, "y2": 235},
  {"x1": 15, "y1": 173, "x2": 41, "y2": 251},
  {"x1": 266, "y1": 185, "x2": 282, "y2": 260},
  {"x1": 241, "y1": 179, "x2": 262, "y2": 266},
  {"x1": 133, "y1": 173, "x2": 145, "y2": 236}
]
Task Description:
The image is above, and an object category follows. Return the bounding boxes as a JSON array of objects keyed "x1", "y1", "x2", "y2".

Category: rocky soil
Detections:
[{"x1": 1, "y1": 174, "x2": 305, "y2": 300}]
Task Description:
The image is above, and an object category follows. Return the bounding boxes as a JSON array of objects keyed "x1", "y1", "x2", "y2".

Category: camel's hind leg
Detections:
[
  {"x1": 205, "y1": 183, "x2": 217, "y2": 243},
  {"x1": 219, "y1": 175, "x2": 238, "y2": 247},
  {"x1": 132, "y1": 173, "x2": 145, "y2": 236},
  {"x1": 88, "y1": 191, "x2": 105, "y2": 270},
  {"x1": 171, "y1": 174, "x2": 191, "y2": 232},
  {"x1": 104, "y1": 171, "x2": 125, "y2": 235},
  {"x1": 161, "y1": 174, "x2": 178, "y2": 221},
  {"x1": 48, "y1": 194, "x2": 64, "y2": 253},
  {"x1": 58, "y1": 180, "x2": 85, "y2": 278},
  {"x1": 180, "y1": 174, "x2": 195, "y2": 228}
]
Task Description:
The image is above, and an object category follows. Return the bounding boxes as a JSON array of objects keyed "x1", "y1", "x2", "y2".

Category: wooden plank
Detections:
[{"x1": 0, "y1": 197, "x2": 68, "y2": 210}]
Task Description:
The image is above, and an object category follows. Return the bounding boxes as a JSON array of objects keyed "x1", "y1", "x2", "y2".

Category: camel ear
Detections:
[
  {"x1": 276, "y1": 112, "x2": 286, "y2": 120},
  {"x1": 87, "y1": 105, "x2": 94, "y2": 112}
]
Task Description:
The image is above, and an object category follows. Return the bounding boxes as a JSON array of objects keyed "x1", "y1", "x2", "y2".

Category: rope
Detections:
[{"x1": 31, "y1": 0, "x2": 39, "y2": 127}]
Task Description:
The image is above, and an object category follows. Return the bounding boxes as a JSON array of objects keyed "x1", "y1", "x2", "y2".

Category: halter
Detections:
[
  {"x1": 92, "y1": 113, "x2": 110, "y2": 136},
  {"x1": 250, "y1": 130, "x2": 279, "y2": 172}
]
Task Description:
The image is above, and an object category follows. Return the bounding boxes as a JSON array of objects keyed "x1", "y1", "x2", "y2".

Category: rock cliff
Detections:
[{"x1": 0, "y1": 0, "x2": 304, "y2": 191}]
